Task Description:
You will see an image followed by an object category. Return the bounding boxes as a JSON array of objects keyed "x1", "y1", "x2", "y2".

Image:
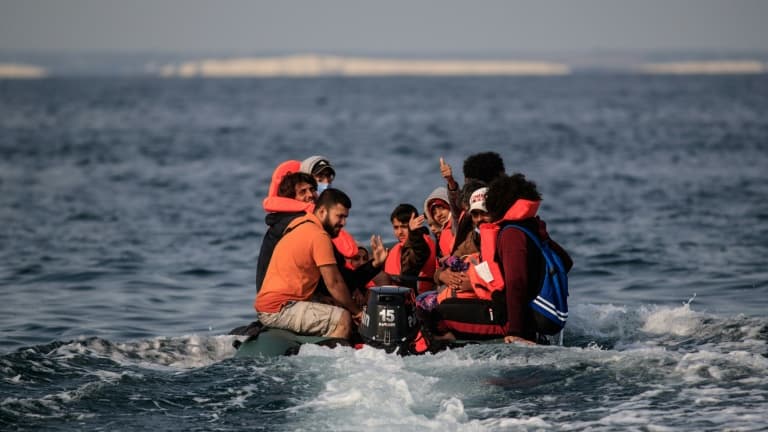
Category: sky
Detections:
[{"x1": 1, "y1": 0, "x2": 767, "y2": 56}]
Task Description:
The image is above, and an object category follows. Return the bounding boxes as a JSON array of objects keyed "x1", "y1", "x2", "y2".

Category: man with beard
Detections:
[{"x1": 255, "y1": 188, "x2": 386, "y2": 340}]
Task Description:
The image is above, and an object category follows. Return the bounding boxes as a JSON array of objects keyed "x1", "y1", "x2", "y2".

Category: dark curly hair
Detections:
[
  {"x1": 485, "y1": 173, "x2": 541, "y2": 221},
  {"x1": 277, "y1": 172, "x2": 317, "y2": 198},
  {"x1": 462, "y1": 152, "x2": 505, "y2": 183}
]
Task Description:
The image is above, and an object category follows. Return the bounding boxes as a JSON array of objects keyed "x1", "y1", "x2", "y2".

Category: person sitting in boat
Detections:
[
  {"x1": 301, "y1": 155, "x2": 359, "y2": 260},
  {"x1": 383, "y1": 204, "x2": 437, "y2": 295},
  {"x1": 300, "y1": 155, "x2": 336, "y2": 195},
  {"x1": 256, "y1": 165, "x2": 317, "y2": 292},
  {"x1": 461, "y1": 151, "x2": 507, "y2": 185},
  {"x1": 433, "y1": 173, "x2": 572, "y2": 344},
  {"x1": 416, "y1": 187, "x2": 491, "y2": 324},
  {"x1": 453, "y1": 181, "x2": 489, "y2": 255},
  {"x1": 438, "y1": 157, "x2": 459, "y2": 256},
  {"x1": 255, "y1": 188, "x2": 387, "y2": 340},
  {"x1": 258, "y1": 159, "x2": 369, "y2": 292},
  {"x1": 347, "y1": 245, "x2": 369, "y2": 270},
  {"x1": 299, "y1": 155, "x2": 382, "y2": 296},
  {"x1": 347, "y1": 245, "x2": 378, "y2": 307},
  {"x1": 422, "y1": 186, "x2": 452, "y2": 258},
  {"x1": 432, "y1": 186, "x2": 492, "y2": 292},
  {"x1": 437, "y1": 152, "x2": 505, "y2": 257}
]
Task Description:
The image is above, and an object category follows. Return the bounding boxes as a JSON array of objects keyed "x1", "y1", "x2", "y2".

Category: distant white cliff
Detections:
[
  {"x1": 152, "y1": 54, "x2": 571, "y2": 77},
  {"x1": 639, "y1": 60, "x2": 766, "y2": 74},
  {"x1": 0, "y1": 63, "x2": 47, "y2": 78}
]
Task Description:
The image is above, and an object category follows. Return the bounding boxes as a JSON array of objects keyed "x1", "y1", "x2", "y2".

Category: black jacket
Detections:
[{"x1": 255, "y1": 212, "x2": 305, "y2": 292}]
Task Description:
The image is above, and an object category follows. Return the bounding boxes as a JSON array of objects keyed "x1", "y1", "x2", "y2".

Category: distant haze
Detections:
[{"x1": 1, "y1": 0, "x2": 767, "y2": 55}]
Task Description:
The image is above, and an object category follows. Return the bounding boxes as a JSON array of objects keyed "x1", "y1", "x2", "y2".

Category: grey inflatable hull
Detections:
[{"x1": 233, "y1": 328, "x2": 348, "y2": 358}]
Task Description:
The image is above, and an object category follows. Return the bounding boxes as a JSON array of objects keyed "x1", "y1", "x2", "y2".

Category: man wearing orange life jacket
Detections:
[
  {"x1": 256, "y1": 189, "x2": 388, "y2": 339},
  {"x1": 434, "y1": 173, "x2": 573, "y2": 344},
  {"x1": 383, "y1": 204, "x2": 437, "y2": 295}
]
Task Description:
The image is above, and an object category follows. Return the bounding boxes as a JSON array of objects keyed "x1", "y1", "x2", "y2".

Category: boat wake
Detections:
[{"x1": 2, "y1": 301, "x2": 766, "y2": 431}]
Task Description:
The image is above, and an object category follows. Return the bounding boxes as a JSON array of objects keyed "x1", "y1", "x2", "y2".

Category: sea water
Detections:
[{"x1": 1, "y1": 75, "x2": 766, "y2": 431}]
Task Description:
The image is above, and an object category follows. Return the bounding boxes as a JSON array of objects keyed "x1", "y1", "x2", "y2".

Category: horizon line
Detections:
[{"x1": 1, "y1": 54, "x2": 767, "y2": 78}]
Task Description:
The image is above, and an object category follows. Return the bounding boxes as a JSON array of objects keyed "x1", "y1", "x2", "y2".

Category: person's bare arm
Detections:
[{"x1": 319, "y1": 264, "x2": 362, "y2": 318}]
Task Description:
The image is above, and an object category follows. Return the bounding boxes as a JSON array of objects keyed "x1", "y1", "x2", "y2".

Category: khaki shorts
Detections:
[{"x1": 258, "y1": 301, "x2": 345, "y2": 337}]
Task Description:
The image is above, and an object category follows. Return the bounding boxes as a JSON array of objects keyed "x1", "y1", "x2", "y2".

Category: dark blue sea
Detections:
[{"x1": 1, "y1": 74, "x2": 767, "y2": 431}]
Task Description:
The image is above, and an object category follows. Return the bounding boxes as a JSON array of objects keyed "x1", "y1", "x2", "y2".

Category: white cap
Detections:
[
  {"x1": 469, "y1": 187, "x2": 488, "y2": 213},
  {"x1": 300, "y1": 155, "x2": 335, "y2": 177}
]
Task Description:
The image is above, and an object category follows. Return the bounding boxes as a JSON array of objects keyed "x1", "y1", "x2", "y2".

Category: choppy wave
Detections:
[{"x1": 2, "y1": 302, "x2": 766, "y2": 431}]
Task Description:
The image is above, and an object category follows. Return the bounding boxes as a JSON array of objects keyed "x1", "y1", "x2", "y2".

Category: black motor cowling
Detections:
[{"x1": 358, "y1": 286, "x2": 419, "y2": 353}]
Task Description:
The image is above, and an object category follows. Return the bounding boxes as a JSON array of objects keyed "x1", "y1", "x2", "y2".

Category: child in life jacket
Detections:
[
  {"x1": 417, "y1": 188, "x2": 492, "y2": 336},
  {"x1": 430, "y1": 182, "x2": 488, "y2": 295},
  {"x1": 423, "y1": 186, "x2": 453, "y2": 259},
  {"x1": 383, "y1": 204, "x2": 437, "y2": 295}
]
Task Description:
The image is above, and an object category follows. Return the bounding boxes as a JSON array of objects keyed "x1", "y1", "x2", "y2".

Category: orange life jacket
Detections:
[
  {"x1": 384, "y1": 234, "x2": 437, "y2": 294},
  {"x1": 436, "y1": 252, "x2": 482, "y2": 304},
  {"x1": 332, "y1": 229, "x2": 359, "y2": 259},
  {"x1": 262, "y1": 160, "x2": 314, "y2": 214},
  {"x1": 261, "y1": 159, "x2": 357, "y2": 258}
]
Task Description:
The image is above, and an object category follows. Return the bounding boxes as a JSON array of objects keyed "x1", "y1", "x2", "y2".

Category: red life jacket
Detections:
[
  {"x1": 438, "y1": 218, "x2": 454, "y2": 258},
  {"x1": 436, "y1": 199, "x2": 541, "y2": 337},
  {"x1": 466, "y1": 199, "x2": 541, "y2": 295},
  {"x1": 383, "y1": 234, "x2": 437, "y2": 294}
]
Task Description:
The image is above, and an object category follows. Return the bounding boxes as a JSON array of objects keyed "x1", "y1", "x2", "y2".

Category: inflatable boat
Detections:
[
  {"x1": 233, "y1": 286, "x2": 417, "y2": 357},
  {"x1": 232, "y1": 286, "x2": 509, "y2": 358}
]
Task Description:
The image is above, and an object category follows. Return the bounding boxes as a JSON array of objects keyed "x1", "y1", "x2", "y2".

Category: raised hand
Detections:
[
  {"x1": 439, "y1": 157, "x2": 453, "y2": 179},
  {"x1": 369, "y1": 234, "x2": 388, "y2": 267},
  {"x1": 408, "y1": 212, "x2": 425, "y2": 231},
  {"x1": 440, "y1": 157, "x2": 459, "y2": 190}
]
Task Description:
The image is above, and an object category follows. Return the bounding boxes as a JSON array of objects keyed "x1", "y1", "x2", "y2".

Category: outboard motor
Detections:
[{"x1": 358, "y1": 286, "x2": 419, "y2": 354}]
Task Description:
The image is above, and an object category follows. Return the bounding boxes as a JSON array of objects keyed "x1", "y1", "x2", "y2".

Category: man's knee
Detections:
[{"x1": 329, "y1": 309, "x2": 352, "y2": 338}]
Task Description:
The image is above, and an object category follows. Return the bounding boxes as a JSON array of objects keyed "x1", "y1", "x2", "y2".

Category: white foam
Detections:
[
  {"x1": 675, "y1": 349, "x2": 768, "y2": 383},
  {"x1": 0, "y1": 373, "x2": 123, "y2": 420},
  {"x1": 641, "y1": 301, "x2": 702, "y2": 336},
  {"x1": 279, "y1": 343, "x2": 543, "y2": 431},
  {"x1": 568, "y1": 302, "x2": 642, "y2": 340},
  {"x1": 52, "y1": 334, "x2": 239, "y2": 370},
  {"x1": 8, "y1": 374, "x2": 22, "y2": 383}
]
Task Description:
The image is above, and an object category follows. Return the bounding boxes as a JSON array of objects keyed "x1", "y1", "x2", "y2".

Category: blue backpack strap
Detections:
[
  {"x1": 499, "y1": 224, "x2": 565, "y2": 275},
  {"x1": 500, "y1": 224, "x2": 540, "y2": 249},
  {"x1": 499, "y1": 223, "x2": 569, "y2": 334}
]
